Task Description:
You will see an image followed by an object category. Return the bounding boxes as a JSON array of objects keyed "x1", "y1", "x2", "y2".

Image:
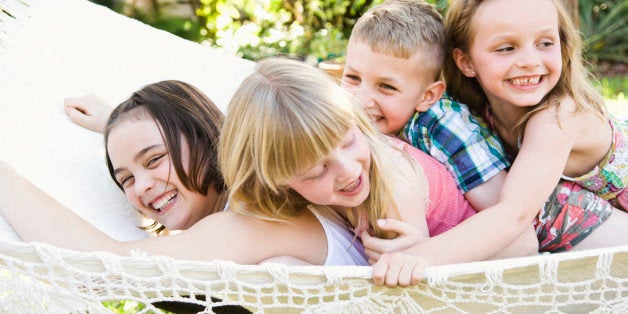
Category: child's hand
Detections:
[
  {"x1": 361, "y1": 218, "x2": 428, "y2": 263},
  {"x1": 64, "y1": 94, "x2": 113, "y2": 133},
  {"x1": 371, "y1": 249, "x2": 429, "y2": 287}
]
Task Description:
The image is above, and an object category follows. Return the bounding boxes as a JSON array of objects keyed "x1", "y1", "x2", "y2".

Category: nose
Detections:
[
  {"x1": 331, "y1": 150, "x2": 356, "y2": 183},
  {"x1": 515, "y1": 46, "x2": 541, "y2": 69},
  {"x1": 340, "y1": 79, "x2": 377, "y2": 109},
  {"x1": 356, "y1": 87, "x2": 377, "y2": 109},
  {"x1": 133, "y1": 173, "x2": 154, "y2": 197}
]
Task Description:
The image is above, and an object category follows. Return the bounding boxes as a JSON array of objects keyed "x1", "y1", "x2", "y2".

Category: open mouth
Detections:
[
  {"x1": 507, "y1": 75, "x2": 543, "y2": 86},
  {"x1": 150, "y1": 190, "x2": 178, "y2": 212},
  {"x1": 339, "y1": 174, "x2": 362, "y2": 193},
  {"x1": 367, "y1": 112, "x2": 384, "y2": 124}
]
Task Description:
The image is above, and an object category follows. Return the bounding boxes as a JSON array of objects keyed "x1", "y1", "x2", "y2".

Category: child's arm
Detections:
[
  {"x1": 382, "y1": 140, "x2": 431, "y2": 239},
  {"x1": 374, "y1": 105, "x2": 584, "y2": 285},
  {"x1": 64, "y1": 94, "x2": 113, "y2": 133},
  {"x1": 0, "y1": 161, "x2": 328, "y2": 265}
]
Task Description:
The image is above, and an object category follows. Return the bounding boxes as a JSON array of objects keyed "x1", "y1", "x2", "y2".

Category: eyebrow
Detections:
[
  {"x1": 491, "y1": 28, "x2": 558, "y2": 41},
  {"x1": 112, "y1": 144, "x2": 162, "y2": 176}
]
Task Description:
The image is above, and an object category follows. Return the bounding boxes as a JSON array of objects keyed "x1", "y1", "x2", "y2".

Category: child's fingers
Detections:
[
  {"x1": 371, "y1": 253, "x2": 429, "y2": 287},
  {"x1": 397, "y1": 264, "x2": 415, "y2": 287},
  {"x1": 376, "y1": 218, "x2": 421, "y2": 236},
  {"x1": 361, "y1": 232, "x2": 392, "y2": 252},
  {"x1": 410, "y1": 264, "x2": 426, "y2": 286},
  {"x1": 63, "y1": 97, "x2": 86, "y2": 112},
  {"x1": 371, "y1": 259, "x2": 388, "y2": 286},
  {"x1": 384, "y1": 261, "x2": 403, "y2": 287},
  {"x1": 364, "y1": 247, "x2": 382, "y2": 262},
  {"x1": 362, "y1": 230, "x2": 416, "y2": 253},
  {"x1": 65, "y1": 106, "x2": 90, "y2": 125}
]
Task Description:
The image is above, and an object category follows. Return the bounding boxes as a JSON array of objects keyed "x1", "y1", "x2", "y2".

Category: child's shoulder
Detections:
[
  {"x1": 528, "y1": 95, "x2": 607, "y2": 134},
  {"x1": 418, "y1": 93, "x2": 492, "y2": 132},
  {"x1": 428, "y1": 93, "x2": 472, "y2": 113},
  {"x1": 533, "y1": 95, "x2": 596, "y2": 122}
]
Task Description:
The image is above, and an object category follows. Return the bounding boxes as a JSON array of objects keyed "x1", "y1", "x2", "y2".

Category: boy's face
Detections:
[{"x1": 342, "y1": 39, "x2": 434, "y2": 135}]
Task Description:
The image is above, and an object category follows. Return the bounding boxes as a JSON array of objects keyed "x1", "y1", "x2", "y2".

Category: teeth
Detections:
[
  {"x1": 341, "y1": 177, "x2": 360, "y2": 192},
  {"x1": 509, "y1": 76, "x2": 541, "y2": 86},
  {"x1": 151, "y1": 190, "x2": 177, "y2": 211}
]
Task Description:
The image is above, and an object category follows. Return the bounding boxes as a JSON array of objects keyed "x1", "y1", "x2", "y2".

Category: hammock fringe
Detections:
[{"x1": 0, "y1": 241, "x2": 626, "y2": 312}]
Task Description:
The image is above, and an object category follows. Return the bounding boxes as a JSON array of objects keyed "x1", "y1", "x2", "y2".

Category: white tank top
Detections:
[{"x1": 309, "y1": 206, "x2": 369, "y2": 266}]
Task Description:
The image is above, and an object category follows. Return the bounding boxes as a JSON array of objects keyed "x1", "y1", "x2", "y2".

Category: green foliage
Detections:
[
  {"x1": 594, "y1": 75, "x2": 627, "y2": 100},
  {"x1": 579, "y1": 0, "x2": 628, "y2": 63},
  {"x1": 195, "y1": 0, "x2": 384, "y2": 61},
  {"x1": 124, "y1": 3, "x2": 205, "y2": 43},
  {"x1": 102, "y1": 300, "x2": 149, "y2": 313},
  {"x1": 193, "y1": 0, "x2": 451, "y2": 61}
]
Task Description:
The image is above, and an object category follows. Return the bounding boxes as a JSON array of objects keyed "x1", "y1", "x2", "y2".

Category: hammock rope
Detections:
[
  {"x1": 0, "y1": 241, "x2": 626, "y2": 312},
  {"x1": 0, "y1": 0, "x2": 626, "y2": 312}
]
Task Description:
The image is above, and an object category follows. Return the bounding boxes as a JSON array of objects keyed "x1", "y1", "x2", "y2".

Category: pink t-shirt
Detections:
[{"x1": 389, "y1": 137, "x2": 476, "y2": 236}]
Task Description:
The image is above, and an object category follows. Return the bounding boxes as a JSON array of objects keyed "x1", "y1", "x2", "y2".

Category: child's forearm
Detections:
[
  {"x1": 465, "y1": 170, "x2": 507, "y2": 211},
  {"x1": 409, "y1": 202, "x2": 537, "y2": 266},
  {"x1": 488, "y1": 224, "x2": 538, "y2": 259},
  {"x1": 0, "y1": 164, "x2": 119, "y2": 253}
]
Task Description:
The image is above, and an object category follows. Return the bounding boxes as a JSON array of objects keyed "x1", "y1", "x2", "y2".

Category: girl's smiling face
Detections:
[
  {"x1": 459, "y1": 0, "x2": 562, "y2": 109},
  {"x1": 285, "y1": 125, "x2": 372, "y2": 210},
  {"x1": 107, "y1": 118, "x2": 215, "y2": 230}
]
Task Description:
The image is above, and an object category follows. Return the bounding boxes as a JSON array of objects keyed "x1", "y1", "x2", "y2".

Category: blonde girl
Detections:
[{"x1": 365, "y1": 0, "x2": 628, "y2": 287}]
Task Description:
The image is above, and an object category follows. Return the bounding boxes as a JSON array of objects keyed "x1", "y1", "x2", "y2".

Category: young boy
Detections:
[{"x1": 341, "y1": 0, "x2": 507, "y2": 211}]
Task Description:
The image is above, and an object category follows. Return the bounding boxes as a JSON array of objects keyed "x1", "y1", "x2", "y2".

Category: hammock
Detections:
[{"x1": 0, "y1": 0, "x2": 625, "y2": 312}]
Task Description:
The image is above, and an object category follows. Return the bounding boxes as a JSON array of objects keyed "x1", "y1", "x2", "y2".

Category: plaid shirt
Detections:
[{"x1": 400, "y1": 93, "x2": 510, "y2": 193}]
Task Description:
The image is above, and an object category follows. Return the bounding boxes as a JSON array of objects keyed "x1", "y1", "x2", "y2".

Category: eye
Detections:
[
  {"x1": 538, "y1": 40, "x2": 554, "y2": 48},
  {"x1": 146, "y1": 154, "x2": 165, "y2": 167},
  {"x1": 310, "y1": 165, "x2": 328, "y2": 180},
  {"x1": 342, "y1": 135, "x2": 356, "y2": 149},
  {"x1": 495, "y1": 46, "x2": 514, "y2": 53},
  {"x1": 118, "y1": 175, "x2": 134, "y2": 188},
  {"x1": 343, "y1": 74, "x2": 360, "y2": 83},
  {"x1": 303, "y1": 163, "x2": 328, "y2": 180},
  {"x1": 379, "y1": 83, "x2": 398, "y2": 91}
]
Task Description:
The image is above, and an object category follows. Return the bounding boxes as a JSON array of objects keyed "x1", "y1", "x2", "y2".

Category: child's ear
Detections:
[
  {"x1": 453, "y1": 48, "x2": 476, "y2": 77},
  {"x1": 415, "y1": 81, "x2": 445, "y2": 112}
]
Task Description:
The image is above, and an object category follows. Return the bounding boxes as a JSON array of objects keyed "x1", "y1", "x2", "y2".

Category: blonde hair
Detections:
[
  {"x1": 350, "y1": 0, "x2": 445, "y2": 81},
  {"x1": 219, "y1": 58, "x2": 399, "y2": 238},
  {"x1": 443, "y1": 0, "x2": 606, "y2": 127}
]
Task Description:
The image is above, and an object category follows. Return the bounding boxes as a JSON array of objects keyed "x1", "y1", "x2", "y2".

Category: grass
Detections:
[{"x1": 597, "y1": 76, "x2": 627, "y2": 117}]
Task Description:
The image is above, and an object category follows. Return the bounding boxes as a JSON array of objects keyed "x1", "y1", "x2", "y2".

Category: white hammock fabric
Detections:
[{"x1": 0, "y1": 0, "x2": 626, "y2": 312}]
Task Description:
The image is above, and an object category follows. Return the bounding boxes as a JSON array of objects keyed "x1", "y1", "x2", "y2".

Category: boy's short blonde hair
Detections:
[{"x1": 350, "y1": 0, "x2": 445, "y2": 81}]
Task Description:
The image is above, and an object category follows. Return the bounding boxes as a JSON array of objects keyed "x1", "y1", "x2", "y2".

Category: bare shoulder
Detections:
[
  {"x1": 187, "y1": 208, "x2": 328, "y2": 264},
  {"x1": 528, "y1": 96, "x2": 602, "y2": 133}
]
